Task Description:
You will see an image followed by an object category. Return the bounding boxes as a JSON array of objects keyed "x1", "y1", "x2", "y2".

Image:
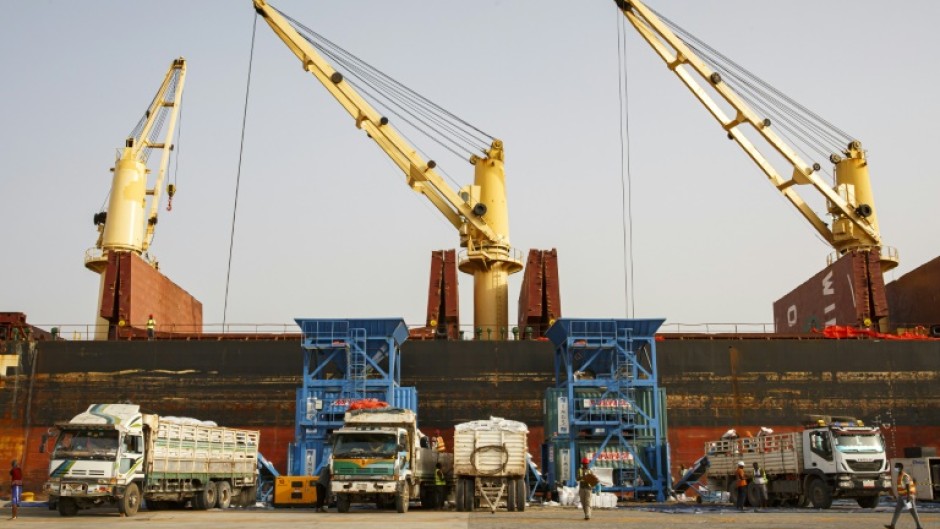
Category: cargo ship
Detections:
[{"x1": 2, "y1": 309, "x2": 938, "y2": 496}]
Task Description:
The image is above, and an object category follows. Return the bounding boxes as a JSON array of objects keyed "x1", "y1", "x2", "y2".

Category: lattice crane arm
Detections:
[
  {"x1": 253, "y1": 0, "x2": 500, "y2": 245},
  {"x1": 614, "y1": 0, "x2": 893, "y2": 265}
]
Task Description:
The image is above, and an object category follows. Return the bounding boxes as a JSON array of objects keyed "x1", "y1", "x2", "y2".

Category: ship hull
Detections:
[{"x1": 2, "y1": 336, "x2": 938, "y2": 493}]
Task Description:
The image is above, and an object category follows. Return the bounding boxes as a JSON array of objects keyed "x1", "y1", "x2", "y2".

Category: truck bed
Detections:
[
  {"x1": 706, "y1": 432, "x2": 801, "y2": 476},
  {"x1": 453, "y1": 418, "x2": 527, "y2": 477},
  {"x1": 149, "y1": 420, "x2": 259, "y2": 477}
]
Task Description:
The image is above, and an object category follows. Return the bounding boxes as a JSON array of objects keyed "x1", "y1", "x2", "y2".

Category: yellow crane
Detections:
[
  {"x1": 85, "y1": 58, "x2": 187, "y2": 339},
  {"x1": 613, "y1": 0, "x2": 897, "y2": 272},
  {"x1": 253, "y1": 1, "x2": 523, "y2": 339}
]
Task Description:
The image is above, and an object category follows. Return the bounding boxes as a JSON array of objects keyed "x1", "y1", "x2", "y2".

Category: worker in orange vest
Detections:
[
  {"x1": 735, "y1": 461, "x2": 747, "y2": 511},
  {"x1": 885, "y1": 462, "x2": 923, "y2": 529}
]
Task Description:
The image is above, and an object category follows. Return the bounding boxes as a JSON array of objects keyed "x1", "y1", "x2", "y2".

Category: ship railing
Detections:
[
  {"x1": 23, "y1": 321, "x2": 778, "y2": 341},
  {"x1": 657, "y1": 322, "x2": 775, "y2": 334}
]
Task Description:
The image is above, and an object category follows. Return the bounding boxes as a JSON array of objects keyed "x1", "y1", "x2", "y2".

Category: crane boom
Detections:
[
  {"x1": 614, "y1": 0, "x2": 897, "y2": 270},
  {"x1": 253, "y1": 1, "x2": 523, "y2": 337}
]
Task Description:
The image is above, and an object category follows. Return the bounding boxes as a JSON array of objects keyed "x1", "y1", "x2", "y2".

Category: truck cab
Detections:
[
  {"x1": 801, "y1": 420, "x2": 891, "y2": 507},
  {"x1": 331, "y1": 426, "x2": 413, "y2": 489},
  {"x1": 43, "y1": 404, "x2": 145, "y2": 516}
]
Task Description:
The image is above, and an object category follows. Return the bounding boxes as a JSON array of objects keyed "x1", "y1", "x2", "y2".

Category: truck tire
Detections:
[
  {"x1": 118, "y1": 483, "x2": 141, "y2": 517},
  {"x1": 194, "y1": 481, "x2": 218, "y2": 510},
  {"x1": 856, "y1": 495, "x2": 879, "y2": 509},
  {"x1": 216, "y1": 481, "x2": 232, "y2": 509},
  {"x1": 336, "y1": 494, "x2": 351, "y2": 513},
  {"x1": 239, "y1": 485, "x2": 257, "y2": 508},
  {"x1": 469, "y1": 479, "x2": 478, "y2": 510},
  {"x1": 515, "y1": 478, "x2": 526, "y2": 512},
  {"x1": 396, "y1": 483, "x2": 410, "y2": 513},
  {"x1": 455, "y1": 479, "x2": 466, "y2": 511},
  {"x1": 57, "y1": 497, "x2": 79, "y2": 517},
  {"x1": 746, "y1": 483, "x2": 762, "y2": 508},
  {"x1": 807, "y1": 479, "x2": 832, "y2": 509},
  {"x1": 507, "y1": 478, "x2": 517, "y2": 511}
]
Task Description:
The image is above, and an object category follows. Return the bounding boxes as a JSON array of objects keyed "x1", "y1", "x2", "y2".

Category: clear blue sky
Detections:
[{"x1": 2, "y1": 1, "x2": 938, "y2": 334}]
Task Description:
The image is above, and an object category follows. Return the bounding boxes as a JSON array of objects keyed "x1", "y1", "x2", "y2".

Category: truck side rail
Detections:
[
  {"x1": 706, "y1": 432, "x2": 801, "y2": 475},
  {"x1": 150, "y1": 422, "x2": 260, "y2": 478}
]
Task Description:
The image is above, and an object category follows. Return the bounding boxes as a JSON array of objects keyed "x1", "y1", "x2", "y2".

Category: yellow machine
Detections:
[
  {"x1": 273, "y1": 476, "x2": 319, "y2": 506},
  {"x1": 253, "y1": 1, "x2": 523, "y2": 338},
  {"x1": 85, "y1": 58, "x2": 187, "y2": 338},
  {"x1": 613, "y1": 0, "x2": 896, "y2": 272}
]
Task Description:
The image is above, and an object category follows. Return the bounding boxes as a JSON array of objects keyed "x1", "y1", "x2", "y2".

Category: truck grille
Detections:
[
  {"x1": 350, "y1": 468, "x2": 391, "y2": 475},
  {"x1": 847, "y1": 459, "x2": 883, "y2": 472}
]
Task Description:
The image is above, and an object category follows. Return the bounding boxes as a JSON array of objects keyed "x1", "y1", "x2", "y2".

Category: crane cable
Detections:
[
  {"x1": 651, "y1": 7, "x2": 857, "y2": 182},
  {"x1": 223, "y1": 13, "x2": 258, "y2": 329},
  {"x1": 617, "y1": 9, "x2": 636, "y2": 319},
  {"x1": 279, "y1": 9, "x2": 495, "y2": 177}
]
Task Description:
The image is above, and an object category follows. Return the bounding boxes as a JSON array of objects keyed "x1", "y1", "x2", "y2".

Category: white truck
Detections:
[
  {"x1": 453, "y1": 417, "x2": 528, "y2": 513},
  {"x1": 329, "y1": 408, "x2": 451, "y2": 513},
  {"x1": 42, "y1": 403, "x2": 260, "y2": 517},
  {"x1": 704, "y1": 416, "x2": 891, "y2": 508}
]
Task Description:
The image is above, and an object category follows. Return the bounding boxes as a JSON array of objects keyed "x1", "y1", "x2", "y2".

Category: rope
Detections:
[
  {"x1": 223, "y1": 13, "x2": 258, "y2": 329},
  {"x1": 470, "y1": 444, "x2": 509, "y2": 476},
  {"x1": 616, "y1": 9, "x2": 636, "y2": 319}
]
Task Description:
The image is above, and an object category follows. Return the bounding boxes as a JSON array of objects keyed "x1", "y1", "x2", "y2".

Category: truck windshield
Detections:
[
  {"x1": 333, "y1": 433, "x2": 398, "y2": 459},
  {"x1": 54, "y1": 430, "x2": 120, "y2": 460},
  {"x1": 833, "y1": 433, "x2": 883, "y2": 453}
]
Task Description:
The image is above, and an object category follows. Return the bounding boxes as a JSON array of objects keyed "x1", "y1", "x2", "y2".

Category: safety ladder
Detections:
[{"x1": 346, "y1": 328, "x2": 368, "y2": 399}]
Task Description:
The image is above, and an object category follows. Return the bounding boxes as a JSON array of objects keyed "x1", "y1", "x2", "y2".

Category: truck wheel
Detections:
[
  {"x1": 455, "y1": 479, "x2": 466, "y2": 511},
  {"x1": 856, "y1": 496, "x2": 879, "y2": 509},
  {"x1": 807, "y1": 479, "x2": 832, "y2": 509},
  {"x1": 58, "y1": 497, "x2": 79, "y2": 517},
  {"x1": 746, "y1": 484, "x2": 761, "y2": 508},
  {"x1": 464, "y1": 478, "x2": 475, "y2": 511},
  {"x1": 507, "y1": 478, "x2": 517, "y2": 511},
  {"x1": 194, "y1": 481, "x2": 218, "y2": 510},
  {"x1": 216, "y1": 481, "x2": 232, "y2": 509},
  {"x1": 396, "y1": 484, "x2": 410, "y2": 513},
  {"x1": 240, "y1": 485, "x2": 257, "y2": 508},
  {"x1": 118, "y1": 483, "x2": 141, "y2": 517},
  {"x1": 336, "y1": 494, "x2": 351, "y2": 513},
  {"x1": 515, "y1": 478, "x2": 527, "y2": 512}
]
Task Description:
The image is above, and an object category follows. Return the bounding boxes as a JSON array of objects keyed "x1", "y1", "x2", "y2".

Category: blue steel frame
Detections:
[
  {"x1": 545, "y1": 318, "x2": 668, "y2": 501},
  {"x1": 288, "y1": 318, "x2": 417, "y2": 476}
]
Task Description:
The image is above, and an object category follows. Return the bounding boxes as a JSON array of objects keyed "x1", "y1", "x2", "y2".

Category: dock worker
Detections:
[
  {"x1": 433, "y1": 462, "x2": 446, "y2": 509},
  {"x1": 885, "y1": 462, "x2": 923, "y2": 529},
  {"x1": 10, "y1": 459, "x2": 23, "y2": 520},
  {"x1": 578, "y1": 457, "x2": 600, "y2": 520},
  {"x1": 147, "y1": 315, "x2": 156, "y2": 340},
  {"x1": 315, "y1": 462, "x2": 331, "y2": 513},
  {"x1": 735, "y1": 461, "x2": 748, "y2": 511},
  {"x1": 752, "y1": 462, "x2": 768, "y2": 509}
]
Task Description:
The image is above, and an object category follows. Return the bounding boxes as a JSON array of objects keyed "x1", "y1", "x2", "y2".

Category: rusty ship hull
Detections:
[{"x1": 2, "y1": 336, "x2": 938, "y2": 494}]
